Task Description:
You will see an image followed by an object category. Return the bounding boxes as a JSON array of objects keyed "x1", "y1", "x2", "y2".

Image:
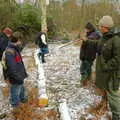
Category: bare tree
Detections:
[{"x1": 40, "y1": 0, "x2": 47, "y2": 33}]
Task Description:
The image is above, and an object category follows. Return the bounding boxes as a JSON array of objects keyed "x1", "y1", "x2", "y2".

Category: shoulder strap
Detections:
[
  {"x1": 1, "y1": 48, "x2": 15, "y2": 70},
  {"x1": 5, "y1": 48, "x2": 15, "y2": 55},
  {"x1": 1, "y1": 51, "x2": 7, "y2": 70}
]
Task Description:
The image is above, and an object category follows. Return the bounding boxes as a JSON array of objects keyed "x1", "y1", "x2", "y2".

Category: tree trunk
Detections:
[{"x1": 40, "y1": 0, "x2": 47, "y2": 33}]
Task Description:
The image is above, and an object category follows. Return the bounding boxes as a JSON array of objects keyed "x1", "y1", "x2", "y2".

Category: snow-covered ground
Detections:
[
  {"x1": 44, "y1": 44, "x2": 107, "y2": 120},
  {"x1": 0, "y1": 43, "x2": 111, "y2": 120}
]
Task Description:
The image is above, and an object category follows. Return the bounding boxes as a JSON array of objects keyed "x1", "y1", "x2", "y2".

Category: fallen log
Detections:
[
  {"x1": 59, "y1": 100, "x2": 71, "y2": 120},
  {"x1": 34, "y1": 49, "x2": 48, "y2": 107}
]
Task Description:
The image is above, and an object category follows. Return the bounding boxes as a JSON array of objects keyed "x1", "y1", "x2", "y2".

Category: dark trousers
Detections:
[
  {"x1": 38, "y1": 53, "x2": 45, "y2": 63},
  {"x1": 0, "y1": 51, "x2": 3, "y2": 61},
  {"x1": 80, "y1": 60, "x2": 93, "y2": 82}
]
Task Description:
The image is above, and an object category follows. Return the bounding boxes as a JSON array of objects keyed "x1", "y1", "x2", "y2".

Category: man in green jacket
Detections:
[{"x1": 84, "y1": 16, "x2": 120, "y2": 119}]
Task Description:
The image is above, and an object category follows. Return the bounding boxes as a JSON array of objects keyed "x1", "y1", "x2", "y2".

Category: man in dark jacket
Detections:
[
  {"x1": 80, "y1": 22, "x2": 101, "y2": 86},
  {"x1": 35, "y1": 32, "x2": 49, "y2": 63},
  {"x1": 5, "y1": 36, "x2": 27, "y2": 107},
  {"x1": 0, "y1": 27, "x2": 12, "y2": 61},
  {"x1": 82, "y1": 16, "x2": 120, "y2": 120},
  {"x1": 97, "y1": 16, "x2": 120, "y2": 120}
]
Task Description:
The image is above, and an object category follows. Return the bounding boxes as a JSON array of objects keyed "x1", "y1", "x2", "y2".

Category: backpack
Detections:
[
  {"x1": 1, "y1": 48, "x2": 15, "y2": 80},
  {"x1": 1, "y1": 51, "x2": 7, "y2": 80}
]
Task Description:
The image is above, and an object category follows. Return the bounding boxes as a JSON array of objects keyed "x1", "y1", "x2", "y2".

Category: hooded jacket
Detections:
[
  {"x1": 80, "y1": 30, "x2": 101, "y2": 61},
  {"x1": 5, "y1": 43, "x2": 27, "y2": 84}
]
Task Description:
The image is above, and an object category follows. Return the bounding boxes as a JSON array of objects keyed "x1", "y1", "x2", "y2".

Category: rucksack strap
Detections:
[
  {"x1": 5, "y1": 48, "x2": 15, "y2": 55},
  {"x1": 1, "y1": 48, "x2": 15, "y2": 70}
]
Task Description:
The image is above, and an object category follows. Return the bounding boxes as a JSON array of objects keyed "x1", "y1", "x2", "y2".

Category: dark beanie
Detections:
[
  {"x1": 85, "y1": 22, "x2": 95, "y2": 31},
  {"x1": 10, "y1": 36, "x2": 19, "y2": 43}
]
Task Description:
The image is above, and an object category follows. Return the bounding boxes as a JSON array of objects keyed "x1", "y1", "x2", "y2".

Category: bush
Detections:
[
  {"x1": 0, "y1": 1, "x2": 57, "y2": 41},
  {"x1": 0, "y1": 0, "x2": 16, "y2": 29},
  {"x1": 11, "y1": 3, "x2": 41, "y2": 32}
]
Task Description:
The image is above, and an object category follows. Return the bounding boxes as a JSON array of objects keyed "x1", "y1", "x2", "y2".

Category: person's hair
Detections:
[
  {"x1": 10, "y1": 36, "x2": 19, "y2": 43},
  {"x1": 85, "y1": 22, "x2": 95, "y2": 32}
]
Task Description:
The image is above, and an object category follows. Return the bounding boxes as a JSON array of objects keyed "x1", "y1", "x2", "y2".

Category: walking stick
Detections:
[{"x1": 59, "y1": 38, "x2": 83, "y2": 49}]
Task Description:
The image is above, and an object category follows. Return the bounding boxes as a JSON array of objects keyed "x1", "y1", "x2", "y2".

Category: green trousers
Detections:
[
  {"x1": 107, "y1": 81, "x2": 120, "y2": 120},
  {"x1": 80, "y1": 60, "x2": 93, "y2": 82}
]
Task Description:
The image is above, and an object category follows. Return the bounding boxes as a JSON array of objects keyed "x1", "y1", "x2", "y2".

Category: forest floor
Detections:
[{"x1": 0, "y1": 43, "x2": 111, "y2": 120}]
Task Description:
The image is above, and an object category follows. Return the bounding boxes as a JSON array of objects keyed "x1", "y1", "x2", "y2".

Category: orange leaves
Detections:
[
  {"x1": 2, "y1": 85, "x2": 9, "y2": 98},
  {"x1": 89, "y1": 99, "x2": 108, "y2": 119},
  {"x1": 11, "y1": 87, "x2": 58, "y2": 120}
]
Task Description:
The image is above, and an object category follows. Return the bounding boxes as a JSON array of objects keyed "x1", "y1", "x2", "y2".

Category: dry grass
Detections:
[
  {"x1": 88, "y1": 99, "x2": 108, "y2": 119},
  {"x1": 2, "y1": 85, "x2": 9, "y2": 98},
  {"x1": 88, "y1": 83, "x2": 109, "y2": 119},
  {"x1": 10, "y1": 87, "x2": 58, "y2": 120},
  {"x1": 27, "y1": 57, "x2": 36, "y2": 71}
]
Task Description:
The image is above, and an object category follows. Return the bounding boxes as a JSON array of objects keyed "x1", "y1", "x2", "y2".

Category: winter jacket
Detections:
[
  {"x1": 86, "y1": 30, "x2": 120, "y2": 90},
  {"x1": 35, "y1": 32, "x2": 48, "y2": 48},
  {"x1": 5, "y1": 43, "x2": 27, "y2": 85},
  {"x1": 0, "y1": 33, "x2": 9, "y2": 60},
  {"x1": 80, "y1": 31, "x2": 101, "y2": 61}
]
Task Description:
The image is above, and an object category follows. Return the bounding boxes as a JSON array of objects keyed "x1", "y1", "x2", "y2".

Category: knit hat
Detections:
[
  {"x1": 85, "y1": 22, "x2": 95, "y2": 31},
  {"x1": 3, "y1": 27, "x2": 12, "y2": 35},
  {"x1": 99, "y1": 16, "x2": 114, "y2": 28}
]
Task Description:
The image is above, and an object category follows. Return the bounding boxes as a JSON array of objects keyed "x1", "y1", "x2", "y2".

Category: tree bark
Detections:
[{"x1": 40, "y1": 0, "x2": 47, "y2": 33}]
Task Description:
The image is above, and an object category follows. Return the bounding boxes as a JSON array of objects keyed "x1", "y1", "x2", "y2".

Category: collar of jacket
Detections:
[
  {"x1": 8, "y1": 42, "x2": 20, "y2": 52},
  {"x1": 86, "y1": 30, "x2": 95, "y2": 37},
  {"x1": 0, "y1": 32, "x2": 9, "y2": 39},
  {"x1": 103, "y1": 29, "x2": 114, "y2": 40}
]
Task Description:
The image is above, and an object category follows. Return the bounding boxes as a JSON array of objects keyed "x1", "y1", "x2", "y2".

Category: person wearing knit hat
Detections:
[
  {"x1": 98, "y1": 16, "x2": 120, "y2": 120},
  {"x1": 81, "y1": 16, "x2": 120, "y2": 119},
  {"x1": 0, "y1": 27, "x2": 13, "y2": 61},
  {"x1": 80, "y1": 22, "x2": 101, "y2": 86}
]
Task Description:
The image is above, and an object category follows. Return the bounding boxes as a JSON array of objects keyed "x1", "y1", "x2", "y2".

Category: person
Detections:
[
  {"x1": 82, "y1": 16, "x2": 120, "y2": 120},
  {"x1": 35, "y1": 31, "x2": 49, "y2": 63},
  {"x1": 0, "y1": 27, "x2": 12, "y2": 61},
  {"x1": 80, "y1": 22, "x2": 101, "y2": 86},
  {"x1": 4, "y1": 35, "x2": 28, "y2": 107}
]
